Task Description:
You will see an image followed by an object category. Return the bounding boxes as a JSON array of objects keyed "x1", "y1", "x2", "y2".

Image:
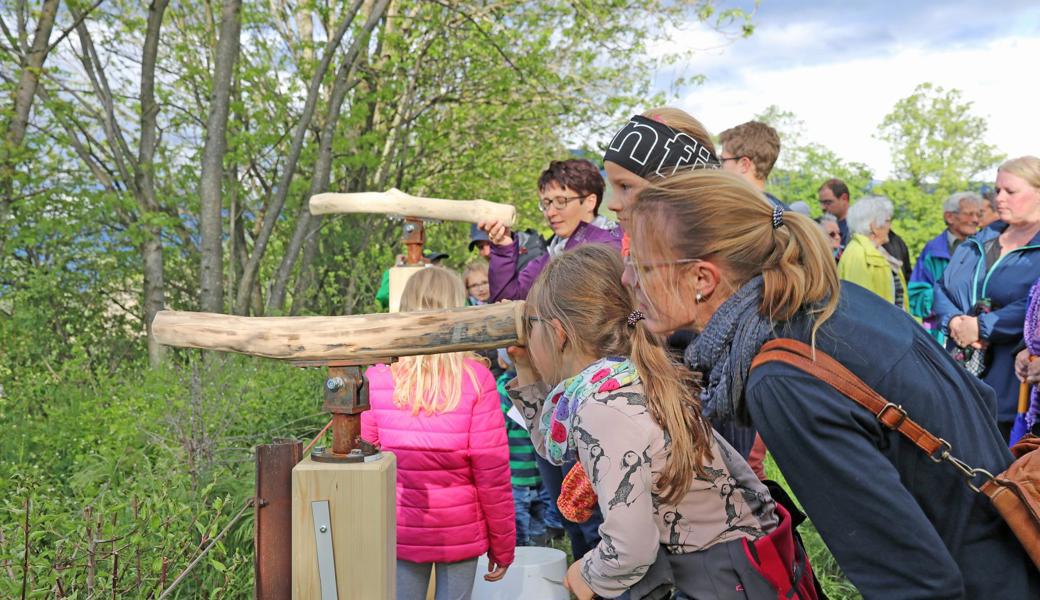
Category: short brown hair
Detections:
[
  {"x1": 718, "y1": 121, "x2": 781, "y2": 179},
  {"x1": 818, "y1": 178, "x2": 849, "y2": 199},
  {"x1": 538, "y1": 159, "x2": 605, "y2": 216}
]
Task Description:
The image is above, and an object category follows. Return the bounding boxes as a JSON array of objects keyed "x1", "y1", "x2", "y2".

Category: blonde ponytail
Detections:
[{"x1": 630, "y1": 170, "x2": 840, "y2": 342}]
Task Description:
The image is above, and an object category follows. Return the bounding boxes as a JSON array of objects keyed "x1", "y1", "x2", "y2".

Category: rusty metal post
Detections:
[
  {"x1": 402, "y1": 218, "x2": 425, "y2": 265},
  {"x1": 255, "y1": 439, "x2": 302, "y2": 600}
]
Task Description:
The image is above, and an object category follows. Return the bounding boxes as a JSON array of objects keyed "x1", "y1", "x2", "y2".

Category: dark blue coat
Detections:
[
  {"x1": 933, "y1": 222, "x2": 1040, "y2": 421},
  {"x1": 746, "y1": 283, "x2": 1038, "y2": 599}
]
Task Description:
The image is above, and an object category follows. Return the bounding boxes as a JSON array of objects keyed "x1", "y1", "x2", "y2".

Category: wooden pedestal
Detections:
[
  {"x1": 292, "y1": 453, "x2": 396, "y2": 599},
  {"x1": 388, "y1": 265, "x2": 424, "y2": 312}
]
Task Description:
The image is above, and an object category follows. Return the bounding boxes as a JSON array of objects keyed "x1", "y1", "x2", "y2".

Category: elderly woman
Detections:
[
  {"x1": 623, "y1": 169, "x2": 1038, "y2": 598},
  {"x1": 935, "y1": 156, "x2": 1040, "y2": 440},
  {"x1": 836, "y1": 196, "x2": 908, "y2": 310}
]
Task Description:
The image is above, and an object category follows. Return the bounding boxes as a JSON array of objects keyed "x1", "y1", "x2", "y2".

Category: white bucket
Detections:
[{"x1": 471, "y1": 546, "x2": 569, "y2": 599}]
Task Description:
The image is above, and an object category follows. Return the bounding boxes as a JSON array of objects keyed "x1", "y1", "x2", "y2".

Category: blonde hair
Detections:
[
  {"x1": 525, "y1": 244, "x2": 713, "y2": 505},
  {"x1": 630, "y1": 170, "x2": 840, "y2": 340},
  {"x1": 462, "y1": 260, "x2": 488, "y2": 283},
  {"x1": 642, "y1": 107, "x2": 716, "y2": 157},
  {"x1": 392, "y1": 267, "x2": 480, "y2": 415},
  {"x1": 999, "y1": 155, "x2": 1040, "y2": 190}
]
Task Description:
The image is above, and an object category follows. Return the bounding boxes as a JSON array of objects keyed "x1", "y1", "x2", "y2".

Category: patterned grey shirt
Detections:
[{"x1": 509, "y1": 379, "x2": 778, "y2": 598}]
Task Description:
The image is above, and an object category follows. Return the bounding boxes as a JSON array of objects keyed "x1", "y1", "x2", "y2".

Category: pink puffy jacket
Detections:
[{"x1": 361, "y1": 360, "x2": 516, "y2": 565}]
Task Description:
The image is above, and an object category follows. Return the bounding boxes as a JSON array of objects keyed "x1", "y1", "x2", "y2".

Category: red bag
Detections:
[{"x1": 742, "y1": 503, "x2": 819, "y2": 600}]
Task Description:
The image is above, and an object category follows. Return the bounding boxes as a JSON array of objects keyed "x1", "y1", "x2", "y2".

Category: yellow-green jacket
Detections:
[{"x1": 837, "y1": 234, "x2": 909, "y2": 311}]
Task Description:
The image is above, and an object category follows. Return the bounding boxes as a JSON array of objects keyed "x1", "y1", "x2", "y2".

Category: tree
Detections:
[
  {"x1": 875, "y1": 83, "x2": 1005, "y2": 254},
  {"x1": 197, "y1": 0, "x2": 241, "y2": 313},
  {"x1": 877, "y1": 82, "x2": 1004, "y2": 194}
]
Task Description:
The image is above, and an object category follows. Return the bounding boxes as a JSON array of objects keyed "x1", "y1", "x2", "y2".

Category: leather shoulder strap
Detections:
[{"x1": 751, "y1": 339, "x2": 946, "y2": 457}]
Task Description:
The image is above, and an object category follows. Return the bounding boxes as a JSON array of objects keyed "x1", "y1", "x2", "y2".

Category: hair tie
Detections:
[
  {"x1": 626, "y1": 310, "x2": 646, "y2": 327},
  {"x1": 771, "y1": 205, "x2": 785, "y2": 229}
]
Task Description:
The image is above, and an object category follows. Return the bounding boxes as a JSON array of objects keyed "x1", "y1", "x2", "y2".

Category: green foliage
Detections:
[
  {"x1": 0, "y1": 355, "x2": 325, "y2": 597},
  {"x1": 875, "y1": 83, "x2": 1005, "y2": 256}
]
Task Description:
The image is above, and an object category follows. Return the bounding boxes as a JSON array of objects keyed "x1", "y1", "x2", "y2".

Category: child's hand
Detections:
[
  {"x1": 507, "y1": 345, "x2": 539, "y2": 386},
  {"x1": 563, "y1": 560, "x2": 595, "y2": 600},
  {"x1": 483, "y1": 559, "x2": 509, "y2": 582}
]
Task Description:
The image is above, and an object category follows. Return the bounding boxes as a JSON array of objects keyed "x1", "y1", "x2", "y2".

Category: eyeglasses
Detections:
[
  {"x1": 827, "y1": 231, "x2": 841, "y2": 239},
  {"x1": 719, "y1": 156, "x2": 745, "y2": 164},
  {"x1": 623, "y1": 256, "x2": 701, "y2": 281},
  {"x1": 538, "y1": 195, "x2": 585, "y2": 212},
  {"x1": 525, "y1": 315, "x2": 547, "y2": 329}
]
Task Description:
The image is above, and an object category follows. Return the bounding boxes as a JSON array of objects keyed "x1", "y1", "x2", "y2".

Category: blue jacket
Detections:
[
  {"x1": 908, "y1": 231, "x2": 953, "y2": 342},
  {"x1": 747, "y1": 283, "x2": 1039, "y2": 599},
  {"x1": 933, "y1": 223, "x2": 1040, "y2": 420}
]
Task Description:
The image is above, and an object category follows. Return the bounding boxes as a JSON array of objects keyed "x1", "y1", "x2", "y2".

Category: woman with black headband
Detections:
[
  {"x1": 624, "y1": 169, "x2": 1039, "y2": 598},
  {"x1": 602, "y1": 109, "x2": 765, "y2": 475}
]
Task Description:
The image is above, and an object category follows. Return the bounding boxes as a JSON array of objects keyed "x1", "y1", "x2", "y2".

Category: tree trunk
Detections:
[
  {"x1": 232, "y1": 0, "x2": 367, "y2": 315},
  {"x1": 139, "y1": 0, "x2": 171, "y2": 367},
  {"x1": 1, "y1": 0, "x2": 60, "y2": 225},
  {"x1": 288, "y1": 215, "x2": 322, "y2": 315},
  {"x1": 264, "y1": 0, "x2": 391, "y2": 313},
  {"x1": 198, "y1": 0, "x2": 242, "y2": 313}
]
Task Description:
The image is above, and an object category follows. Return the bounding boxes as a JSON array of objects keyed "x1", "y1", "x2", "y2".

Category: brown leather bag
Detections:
[{"x1": 751, "y1": 338, "x2": 1040, "y2": 568}]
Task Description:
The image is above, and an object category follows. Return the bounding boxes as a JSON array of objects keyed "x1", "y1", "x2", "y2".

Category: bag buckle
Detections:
[{"x1": 876, "y1": 402, "x2": 908, "y2": 430}]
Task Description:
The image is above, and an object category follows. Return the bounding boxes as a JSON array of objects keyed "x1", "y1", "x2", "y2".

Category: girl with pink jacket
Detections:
[{"x1": 361, "y1": 266, "x2": 515, "y2": 599}]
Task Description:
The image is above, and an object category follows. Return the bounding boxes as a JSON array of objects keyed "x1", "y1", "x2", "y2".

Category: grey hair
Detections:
[
  {"x1": 944, "y1": 191, "x2": 983, "y2": 213},
  {"x1": 817, "y1": 213, "x2": 838, "y2": 224},
  {"x1": 846, "y1": 196, "x2": 893, "y2": 235}
]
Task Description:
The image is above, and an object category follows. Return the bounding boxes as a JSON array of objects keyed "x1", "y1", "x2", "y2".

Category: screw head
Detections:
[
  {"x1": 312, "y1": 446, "x2": 325, "y2": 455},
  {"x1": 319, "y1": 525, "x2": 328, "y2": 533},
  {"x1": 326, "y1": 377, "x2": 344, "y2": 391}
]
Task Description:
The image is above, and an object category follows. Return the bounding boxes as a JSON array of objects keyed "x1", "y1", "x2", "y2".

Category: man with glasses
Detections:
[
  {"x1": 718, "y1": 120, "x2": 786, "y2": 209},
  {"x1": 818, "y1": 178, "x2": 852, "y2": 246},
  {"x1": 478, "y1": 158, "x2": 621, "y2": 302},
  {"x1": 909, "y1": 191, "x2": 984, "y2": 343}
]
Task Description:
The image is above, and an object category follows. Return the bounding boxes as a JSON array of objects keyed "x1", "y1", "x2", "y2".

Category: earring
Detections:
[{"x1": 695, "y1": 292, "x2": 703, "y2": 302}]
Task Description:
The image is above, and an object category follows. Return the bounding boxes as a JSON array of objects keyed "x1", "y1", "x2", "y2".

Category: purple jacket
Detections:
[{"x1": 489, "y1": 221, "x2": 622, "y2": 301}]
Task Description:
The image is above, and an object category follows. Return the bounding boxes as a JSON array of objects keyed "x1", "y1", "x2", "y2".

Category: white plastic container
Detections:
[{"x1": 471, "y1": 546, "x2": 569, "y2": 599}]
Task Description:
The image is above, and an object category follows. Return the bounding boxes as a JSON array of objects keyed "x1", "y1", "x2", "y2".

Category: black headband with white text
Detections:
[{"x1": 603, "y1": 115, "x2": 720, "y2": 179}]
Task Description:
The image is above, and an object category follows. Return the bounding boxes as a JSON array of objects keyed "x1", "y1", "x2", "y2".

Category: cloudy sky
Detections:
[{"x1": 652, "y1": 0, "x2": 1040, "y2": 179}]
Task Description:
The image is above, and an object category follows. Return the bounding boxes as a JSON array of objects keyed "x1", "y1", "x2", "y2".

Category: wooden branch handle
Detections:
[
  {"x1": 152, "y1": 301, "x2": 526, "y2": 361},
  {"x1": 309, "y1": 188, "x2": 517, "y2": 227}
]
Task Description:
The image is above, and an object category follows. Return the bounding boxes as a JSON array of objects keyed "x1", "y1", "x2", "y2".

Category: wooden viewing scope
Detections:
[{"x1": 156, "y1": 189, "x2": 524, "y2": 598}]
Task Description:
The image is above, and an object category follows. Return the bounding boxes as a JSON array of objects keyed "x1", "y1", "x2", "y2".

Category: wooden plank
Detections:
[
  {"x1": 292, "y1": 454, "x2": 396, "y2": 600},
  {"x1": 152, "y1": 301, "x2": 526, "y2": 361},
  {"x1": 388, "y1": 265, "x2": 423, "y2": 313},
  {"x1": 309, "y1": 188, "x2": 517, "y2": 227}
]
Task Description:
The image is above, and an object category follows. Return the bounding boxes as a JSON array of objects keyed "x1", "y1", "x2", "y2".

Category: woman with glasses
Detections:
[
  {"x1": 622, "y1": 168, "x2": 1038, "y2": 598},
  {"x1": 479, "y1": 158, "x2": 621, "y2": 302}
]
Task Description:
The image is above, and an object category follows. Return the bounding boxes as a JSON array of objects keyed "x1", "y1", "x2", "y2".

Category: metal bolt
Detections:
[
  {"x1": 312, "y1": 446, "x2": 325, "y2": 455},
  {"x1": 403, "y1": 223, "x2": 416, "y2": 233},
  {"x1": 326, "y1": 377, "x2": 344, "y2": 391},
  {"x1": 319, "y1": 525, "x2": 328, "y2": 533},
  {"x1": 348, "y1": 449, "x2": 363, "y2": 457}
]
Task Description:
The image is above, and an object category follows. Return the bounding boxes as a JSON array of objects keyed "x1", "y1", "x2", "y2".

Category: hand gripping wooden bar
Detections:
[
  {"x1": 152, "y1": 301, "x2": 526, "y2": 361},
  {"x1": 309, "y1": 187, "x2": 517, "y2": 227}
]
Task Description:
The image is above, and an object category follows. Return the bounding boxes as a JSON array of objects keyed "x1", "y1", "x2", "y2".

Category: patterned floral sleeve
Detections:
[
  {"x1": 572, "y1": 398, "x2": 660, "y2": 598},
  {"x1": 506, "y1": 379, "x2": 550, "y2": 457}
]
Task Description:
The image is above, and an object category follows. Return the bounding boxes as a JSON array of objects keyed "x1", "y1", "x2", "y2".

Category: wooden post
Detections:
[{"x1": 292, "y1": 454, "x2": 396, "y2": 599}]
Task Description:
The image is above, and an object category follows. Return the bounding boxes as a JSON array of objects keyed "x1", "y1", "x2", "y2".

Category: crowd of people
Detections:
[{"x1": 360, "y1": 107, "x2": 1040, "y2": 599}]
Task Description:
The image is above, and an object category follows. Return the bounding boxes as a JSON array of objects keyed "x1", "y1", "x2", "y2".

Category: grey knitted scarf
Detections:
[{"x1": 683, "y1": 276, "x2": 774, "y2": 426}]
